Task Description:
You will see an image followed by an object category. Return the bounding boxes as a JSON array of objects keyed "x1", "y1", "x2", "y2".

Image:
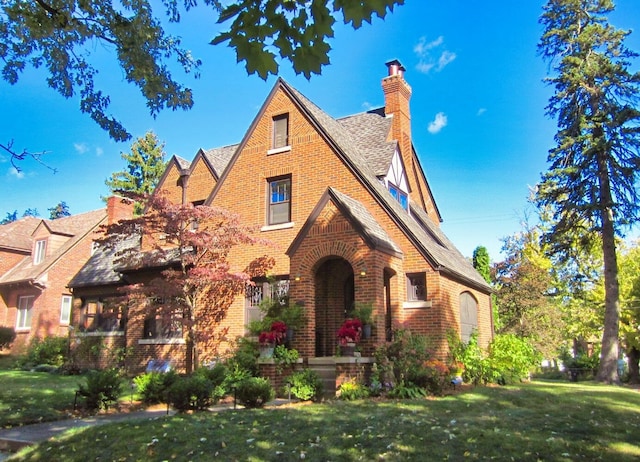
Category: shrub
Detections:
[
  {"x1": 225, "y1": 336, "x2": 259, "y2": 376},
  {"x1": 0, "y1": 327, "x2": 16, "y2": 349},
  {"x1": 412, "y1": 359, "x2": 451, "y2": 395},
  {"x1": 285, "y1": 368, "x2": 323, "y2": 401},
  {"x1": 19, "y1": 336, "x2": 69, "y2": 368},
  {"x1": 166, "y1": 375, "x2": 214, "y2": 412},
  {"x1": 387, "y1": 382, "x2": 427, "y2": 399},
  {"x1": 273, "y1": 345, "x2": 299, "y2": 374},
  {"x1": 373, "y1": 329, "x2": 432, "y2": 388},
  {"x1": 489, "y1": 334, "x2": 540, "y2": 384},
  {"x1": 235, "y1": 377, "x2": 274, "y2": 408},
  {"x1": 194, "y1": 363, "x2": 228, "y2": 402},
  {"x1": 134, "y1": 370, "x2": 178, "y2": 404},
  {"x1": 77, "y1": 368, "x2": 123, "y2": 411},
  {"x1": 337, "y1": 379, "x2": 370, "y2": 400}
]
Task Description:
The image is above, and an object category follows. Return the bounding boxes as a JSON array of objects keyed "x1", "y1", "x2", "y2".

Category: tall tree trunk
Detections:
[
  {"x1": 596, "y1": 149, "x2": 620, "y2": 384},
  {"x1": 627, "y1": 346, "x2": 640, "y2": 384}
]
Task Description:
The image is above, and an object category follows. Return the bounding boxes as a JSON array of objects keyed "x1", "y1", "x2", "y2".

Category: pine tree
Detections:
[
  {"x1": 105, "y1": 131, "x2": 168, "y2": 215},
  {"x1": 48, "y1": 201, "x2": 70, "y2": 219},
  {"x1": 537, "y1": 0, "x2": 640, "y2": 383}
]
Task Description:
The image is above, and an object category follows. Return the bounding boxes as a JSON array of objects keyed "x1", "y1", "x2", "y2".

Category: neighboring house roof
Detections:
[
  {"x1": 0, "y1": 209, "x2": 106, "y2": 287},
  {"x1": 68, "y1": 234, "x2": 140, "y2": 288},
  {"x1": 0, "y1": 216, "x2": 40, "y2": 252},
  {"x1": 202, "y1": 144, "x2": 239, "y2": 179}
]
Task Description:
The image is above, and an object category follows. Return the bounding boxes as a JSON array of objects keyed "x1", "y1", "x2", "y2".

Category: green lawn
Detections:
[{"x1": 9, "y1": 380, "x2": 640, "y2": 461}]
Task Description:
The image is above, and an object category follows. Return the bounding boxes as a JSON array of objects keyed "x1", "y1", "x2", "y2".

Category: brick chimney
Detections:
[
  {"x1": 106, "y1": 196, "x2": 135, "y2": 224},
  {"x1": 382, "y1": 59, "x2": 412, "y2": 163}
]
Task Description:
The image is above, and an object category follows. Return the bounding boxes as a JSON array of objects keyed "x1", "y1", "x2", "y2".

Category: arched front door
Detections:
[{"x1": 314, "y1": 258, "x2": 354, "y2": 357}]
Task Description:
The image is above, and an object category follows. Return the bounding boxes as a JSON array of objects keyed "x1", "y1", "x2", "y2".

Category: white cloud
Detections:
[
  {"x1": 477, "y1": 108, "x2": 487, "y2": 116},
  {"x1": 74, "y1": 142, "x2": 89, "y2": 154},
  {"x1": 428, "y1": 112, "x2": 448, "y2": 134},
  {"x1": 413, "y1": 36, "x2": 456, "y2": 74},
  {"x1": 96, "y1": 147, "x2": 104, "y2": 157},
  {"x1": 361, "y1": 101, "x2": 374, "y2": 111},
  {"x1": 9, "y1": 167, "x2": 24, "y2": 179}
]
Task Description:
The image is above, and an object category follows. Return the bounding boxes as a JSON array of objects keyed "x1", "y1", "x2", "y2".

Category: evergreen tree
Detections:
[
  {"x1": 48, "y1": 201, "x2": 70, "y2": 219},
  {"x1": 537, "y1": 0, "x2": 640, "y2": 383},
  {"x1": 472, "y1": 246, "x2": 492, "y2": 284},
  {"x1": 0, "y1": 210, "x2": 18, "y2": 224},
  {"x1": 105, "y1": 131, "x2": 168, "y2": 215}
]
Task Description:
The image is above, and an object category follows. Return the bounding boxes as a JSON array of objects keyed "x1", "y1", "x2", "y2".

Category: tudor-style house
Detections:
[
  {"x1": 69, "y1": 61, "x2": 493, "y2": 378},
  {"x1": 0, "y1": 197, "x2": 133, "y2": 352}
]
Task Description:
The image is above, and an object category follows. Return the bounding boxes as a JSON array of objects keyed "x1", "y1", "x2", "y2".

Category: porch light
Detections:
[
  {"x1": 359, "y1": 267, "x2": 367, "y2": 277},
  {"x1": 294, "y1": 274, "x2": 301, "y2": 281}
]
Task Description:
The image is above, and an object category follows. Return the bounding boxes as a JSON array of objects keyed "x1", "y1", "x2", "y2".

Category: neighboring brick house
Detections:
[
  {"x1": 70, "y1": 61, "x2": 493, "y2": 376},
  {"x1": 0, "y1": 197, "x2": 133, "y2": 352}
]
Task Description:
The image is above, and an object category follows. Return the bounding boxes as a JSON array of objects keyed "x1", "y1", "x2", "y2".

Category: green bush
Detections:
[
  {"x1": 387, "y1": 382, "x2": 428, "y2": 399},
  {"x1": 19, "y1": 336, "x2": 69, "y2": 368},
  {"x1": 194, "y1": 363, "x2": 228, "y2": 402},
  {"x1": 134, "y1": 370, "x2": 178, "y2": 404},
  {"x1": 166, "y1": 375, "x2": 214, "y2": 412},
  {"x1": 273, "y1": 345, "x2": 299, "y2": 374},
  {"x1": 489, "y1": 334, "x2": 540, "y2": 384},
  {"x1": 285, "y1": 368, "x2": 323, "y2": 401},
  {"x1": 77, "y1": 368, "x2": 123, "y2": 411},
  {"x1": 225, "y1": 336, "x2": 259, "y2": 376},
  {"x1": 337, "y1": 380, "x2": 370, "y2": 400},
  {"x1": 0, "y1": 327, "x2": 16, "y2": 349},
  {"x1": 235, "y1": 377, "x2": 274, "y2": 408}
]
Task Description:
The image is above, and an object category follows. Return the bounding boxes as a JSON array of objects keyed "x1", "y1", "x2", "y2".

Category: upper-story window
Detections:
[
  {"x1": 268, "y1": 176, "x2": 291, "y2": 225},
  {"x1": 389, "y1": 183, "x2": 408, "y2": 210},
  {"x1": 34, "y1": 239, "x2": 46, "y2": 264},
  {"x1": 406, "y1": 272, "x2": 427, "y2": 302},
  {"x1": 272, "y1": 114, "x2": 289, "y2": 149}
]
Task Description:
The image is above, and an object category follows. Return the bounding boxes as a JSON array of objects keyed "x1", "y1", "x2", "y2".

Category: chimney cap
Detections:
[{"x1": 385, "y1": 59, "x2": 406, "y2": 77}]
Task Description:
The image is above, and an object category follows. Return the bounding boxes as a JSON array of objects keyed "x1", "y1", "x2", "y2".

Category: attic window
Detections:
[
  {"x1": 389, "y1": 183, "x2": 408, "y2": 210},
  {"x1": 34, "y1": 239, "x2": 46, "y2": 264},
  {"x1": 271, "y1": 114, "x2": 289, "y2": 151}
]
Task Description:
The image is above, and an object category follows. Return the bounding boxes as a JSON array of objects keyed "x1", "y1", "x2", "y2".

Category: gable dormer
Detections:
[{"x1": 383, "y1": 148, "x2": 410, "y2": 211}]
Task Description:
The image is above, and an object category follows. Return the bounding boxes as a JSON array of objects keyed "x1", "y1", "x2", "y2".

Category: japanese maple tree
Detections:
[{"x1": 101, "y1": 193, "x2": 274, "y2": 373}]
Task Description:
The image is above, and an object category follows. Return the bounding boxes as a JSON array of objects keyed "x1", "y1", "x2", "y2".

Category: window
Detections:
[
  {"x1": 389, "y1": 183, "x2": 408, "y2": 210},
  {"x1": 16, "y1": 296, "x2": 34, "y2": 330},
  {"x1": 143, "y1": 299, "x2": 182, "y2": 339},
  {"x1": 406, "y1": 273, "x2": 426, "y2": 301},
  {"x1": 34, "y1": 239, "x2": 46, "y2": 264},
  {"x1": 245, "y1": 278, "x2": 290, "y2": 327},
  {"x1": 268, "y1": 176, "x2": 291, "y2": 225},
  {"x1": 60, "y1": 295, "x2": 72, "y2": 324},
  {"x1": 272, "y1": 114, "x2": 289, "y2": 149},
  {"x1": 81, "y1": 298, "x2": 124, "y2": 332}
]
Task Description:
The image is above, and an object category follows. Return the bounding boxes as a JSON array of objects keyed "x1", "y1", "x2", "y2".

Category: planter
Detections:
[
  {"x1": 362, "y1": 324, "x2": 372, "y2": 339},
  {"x1": 340, "y1": 342, "x2": 357, "y2": 357},
  {"x1": 286, "y1": 328, "x2": 295, "y2": 343},
  {"x1": 259, "y1": 345, "x2": 275, "y2": 358}
]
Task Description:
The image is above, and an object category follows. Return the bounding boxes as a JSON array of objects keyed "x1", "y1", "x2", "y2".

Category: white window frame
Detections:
[
  {"x1": 17, "y1": 295, "x2": 34, "y2": 330},
  {"x1": 34, "y1": 239, "x2": 46, "y2": 264},
  {"x1": 60, "y1": 295, "x2": 72, "y2": 324}
]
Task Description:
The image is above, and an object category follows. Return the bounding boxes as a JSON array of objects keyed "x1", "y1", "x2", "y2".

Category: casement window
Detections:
[
  {"x1": 16, "y1": 295, "x2": 34, "y2": 330},
  {"x1": 406, "y1": 273, "x2": 427, "y2": 302},
  {"x1": 34, "y1": 239, "x2": 46, "y2": 264},
  {"x1": 81, "y1": 299, "x2": 124, "y2": 332},
  {"x1": 60, "y1": 295, "x2": 72, "y2": 324},
  {"x1": 245, "y1": 278, "x2": 290, "y2": 327},
  {"x1": 268, "y1": 176, "x2": 291, "y2": 225},
  {"x1": 389, "y1": 183, "x2": 408, "y2": 210},
  {"x1": 272, "y1": 114, "x2": 289, "y2": 149},
  {"x1": 143, "y1": 298, "x2": 182, "y2": 339}
]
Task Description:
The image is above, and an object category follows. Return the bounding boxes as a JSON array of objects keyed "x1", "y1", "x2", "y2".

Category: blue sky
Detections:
[{"x1": 1, "y1": 1, "x2": 639, "y2": 261}]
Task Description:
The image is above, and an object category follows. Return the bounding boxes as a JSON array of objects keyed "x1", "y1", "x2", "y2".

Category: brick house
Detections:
[
  {"x1": 69, "y1": 61, "x2": 493, "y2": 379},
  {"x1": 0, "y1": 197, "x2": 133, "y2": 352}
]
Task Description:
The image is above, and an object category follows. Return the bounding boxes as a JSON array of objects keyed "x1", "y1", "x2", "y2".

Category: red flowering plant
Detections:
[
  {"x1": 337, "y1": 318, "x2": 363, "y2": 345},
  {"x1": 259, "y1": 321, "x2": 288, "y2": 346}
]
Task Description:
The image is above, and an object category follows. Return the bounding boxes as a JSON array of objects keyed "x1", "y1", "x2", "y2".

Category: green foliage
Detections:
[
  {"x1": 77, "y1": 368, "x2": 123, "y2": 411},
  {"x1": 194, "y1": 363, "x2": 228, "y2": 401},
  {"x1": 166, "y1": 375, "x2": 215, "y2": 412},
  {"x1": 272, "y1": 345, "x2": 299, "y2": 374},
  {"x1": 104, "y1": 131, "x2": 168, "y2": 214},
  {"x1": 374, "y1": 329, "x2": 432, "y2": 386},
  {"x1": 235, "y1": 377, "x2": 275, "y2": 408},
  {"x1": 133, "y1": 370, "x2": 178, "y2": 404},
  {"x1": 47, "y1": 201, "x2": 70, "y2": 219},
  {"x1": 337, "y1": 379, "x2": 370, "y2": 400},
  {"x1": 0, "y1": 327, "x2": 16, "y2": 349},
  {"x1": 352, "y1": 302, "x2": 374, "y2": 325},
  {"x1": 19, "y1": 336, "x2": 69, "y2": 368},
  {"x1": 489, "y1": 334, "x2": 540, "y2": 384},
  {"x1": 225, "y1": 336, "x2": 260, "y2": 377},
  {"x1": 285, "y1": 368, "x2": 323, "y2": 401},
  {"x1": 387, "y1": 382, "x2": 427, "y2": 399},
  {"x1": 472, "y1": 246, "x2": 492, "y2": 284}
]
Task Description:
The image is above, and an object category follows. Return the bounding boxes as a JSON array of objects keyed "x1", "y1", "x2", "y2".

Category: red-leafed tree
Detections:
[{"x1": 100, "y1": 193, "x2": 274, "y2": 373}]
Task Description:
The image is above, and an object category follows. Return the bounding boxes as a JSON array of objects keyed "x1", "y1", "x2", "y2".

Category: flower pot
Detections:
[
  {"x1": 259, "y1": 345, "x2": 275, "y2": 358},
  {"x1": 362, "y1": 324, "x2": 372, "y2": 339},
  {"x1": 341, "y1": 342, "x2": 356, "y2": 357}
]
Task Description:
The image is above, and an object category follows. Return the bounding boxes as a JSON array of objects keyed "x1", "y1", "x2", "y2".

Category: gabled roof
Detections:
[
  {"x1": 201, "y1": 144, "x2": 238, "y2": 179},
  {"x1": 287, "y1": 188, "x2": 403, "y2": 258},
  {"x1": 0, "y1": 216, "x2": 40, "y2": 252},
  {"x1": 68, "y1": 234, "x2": 140, "y2": 288},
  {"x1": 0, "y1": 209, "x2": 106, "y2": 287}
]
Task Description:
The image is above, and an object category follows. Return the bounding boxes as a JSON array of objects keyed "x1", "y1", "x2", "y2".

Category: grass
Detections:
[{"x1": 7, "y1": 380, "x2": 640, "y2": 461}]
